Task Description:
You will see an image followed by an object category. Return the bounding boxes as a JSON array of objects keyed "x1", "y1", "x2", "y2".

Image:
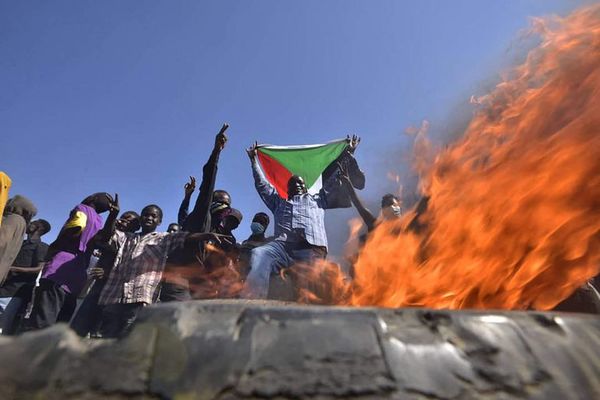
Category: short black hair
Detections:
[
  {"x1": 36, "y1": 219, "x2": 51, "y2": 235},
  {"x1": 120, "y1": 211, "x2": 140, "y2": 220},
  {"x1": 381, "y1": 194, "x2": 399, "y2": 208},
  {"x1": 213, "y1": 190, "x2": 231, "y2": 205},
  {"x1": 82, "y1": 192, "x2": 112, "y2": 207},
  {"x1": 253, "y1": 212, "x2": 270, "y2": 227},
  {"x1": 288, "y1": 175, "x2": 305, "y2": 184},
  {"x1": 167, "y1": 223, "x2": 180, "y2": 230},
  {"x1": 141, "y1": 204, "x2": 163, "y2": 221}
]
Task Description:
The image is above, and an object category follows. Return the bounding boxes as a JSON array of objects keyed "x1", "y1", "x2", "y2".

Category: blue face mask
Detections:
[{"x1": 250, "y1": 222, "x2": 265, "y2": 235}]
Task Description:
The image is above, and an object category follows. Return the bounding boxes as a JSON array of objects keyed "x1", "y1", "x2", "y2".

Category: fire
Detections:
[
  {"x1": 344, "y1": 217, "x2": 364, "y2": 256},
  {"x1": 162, "y1": 243, "x2": 244, "y2": 299},
  {"x1": 349, "y1": 5, "x2": 600, "y2": 310},
  {"x1": 163, "y1": 6, "x2": 600, "y2": 311}
]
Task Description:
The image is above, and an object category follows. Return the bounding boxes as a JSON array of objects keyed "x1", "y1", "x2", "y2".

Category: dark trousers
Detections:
[
  {"x1": 99, "y1": 302, "x2": 144, "y2": 338},
  {"x1": 20, "y1": 278, "x2": 77, "y2": 332},
  {"x1": 70, "y1": 279, "x2": 106, "y2": 337},
  {"x1": 161, "y1": 248, "x2": 195, "y2": 302}
]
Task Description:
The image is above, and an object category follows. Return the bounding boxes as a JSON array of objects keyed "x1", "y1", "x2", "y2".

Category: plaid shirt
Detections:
[
  {"x1": 252, "y1": 158, "x2": 335, "y2": 249},
  {"x1": 98, "y1": 230, "x2": 187, "y2": 305}
]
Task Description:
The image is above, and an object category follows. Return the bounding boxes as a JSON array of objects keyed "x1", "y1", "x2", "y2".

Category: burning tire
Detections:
[{"x1": 0, "y1": 300, "x2": 599, "y2": 399}]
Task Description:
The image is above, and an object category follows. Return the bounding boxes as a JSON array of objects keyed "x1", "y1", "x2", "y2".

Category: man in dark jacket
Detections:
[
  {"x1": 162, "y1": 124, "x2": 234, "y2": 302},
  {"x1": 0, "y1": 218, "x2": 48, "y2": 334}
]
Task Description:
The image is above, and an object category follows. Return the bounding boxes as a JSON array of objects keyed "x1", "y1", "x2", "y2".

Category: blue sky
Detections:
[{"x1": 0, "y1": 0, "x2": 589, "y2": 255}]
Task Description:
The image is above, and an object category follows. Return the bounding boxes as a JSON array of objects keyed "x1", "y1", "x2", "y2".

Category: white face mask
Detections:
[{"x1": 382, "y1": 205, "x2": 402, "y2": 220}]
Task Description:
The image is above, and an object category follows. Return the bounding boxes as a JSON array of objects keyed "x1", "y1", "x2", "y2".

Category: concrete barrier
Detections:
[{"x1": 1, "y1": 300, "x2": 599, "y2": 399}]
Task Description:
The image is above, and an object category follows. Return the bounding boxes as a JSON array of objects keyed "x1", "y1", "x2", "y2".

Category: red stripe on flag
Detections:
[{"x1": 257, "y1": 151, "x2": 293, "y2": 199}]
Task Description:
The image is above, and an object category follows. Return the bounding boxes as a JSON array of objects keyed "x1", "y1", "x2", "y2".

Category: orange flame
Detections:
[
  {"x1": 162, "y1": 243, "x2": 244, "y2": 299},
  {"x1": 344, "y1": 217, "x2": 364, "y2": 255},
  {"x1": 294, "y1": 259, "x2": 351, "y2": 305},
  {"x1": 349, "y1": 5, "x2": 600, "y2": 310},
  {"x1": 165, "y1": 6, "x2": 600, "y2": 310}
]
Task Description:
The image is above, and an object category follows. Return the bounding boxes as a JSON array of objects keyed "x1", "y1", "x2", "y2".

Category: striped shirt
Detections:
[
  {"x1": 98, "y1": 230, "x2": 187, "y2": 305},
  {"x1": 252, "y1": 158, "x2": 334, "y2": 249}
]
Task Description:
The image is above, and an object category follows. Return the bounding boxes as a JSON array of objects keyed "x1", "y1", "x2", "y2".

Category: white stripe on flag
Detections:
[
  {"x1": 257, "y1": 138, "x2": 347, "y2": 150},
  {"x1": 308, "y1": 175, "x2": 323, "y2": 195}
]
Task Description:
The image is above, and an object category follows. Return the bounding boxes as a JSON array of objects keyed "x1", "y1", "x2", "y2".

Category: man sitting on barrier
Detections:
[{"x1": 242, "y1": 142, "x2": 342, "y2": 299}]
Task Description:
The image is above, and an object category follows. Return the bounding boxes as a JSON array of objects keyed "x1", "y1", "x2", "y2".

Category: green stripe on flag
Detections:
[{"x1": 258, "y1": 141, "x2": 348, "y2": 189}]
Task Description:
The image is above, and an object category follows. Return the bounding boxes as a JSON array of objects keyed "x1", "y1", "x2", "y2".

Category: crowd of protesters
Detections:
[{"x1": 0, "y1": 125, "x2": 404, "y2": 338}]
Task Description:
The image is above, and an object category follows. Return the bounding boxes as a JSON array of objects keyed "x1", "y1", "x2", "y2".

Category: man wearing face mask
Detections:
[
  {"x1": 242, "y1": 142, "x2": 342, "y2": 299},
  {"x1": 163, "y1": 125, "x2": 231, "y2": 302},
  {"x1": 198, "y1": 205, "x2": 242, "y2": 276},
  {"x1": 212, "y1": 205, "x2": 241, "y2": 242},
  {"x1": 164, "y1": 187, "x2": 239, "y2": 301},
  {"x1": 239, "y1": 213, "x2": 270, "y2": 278},
  {"x1": 244, "y1": 213, "x2": 270, "y2": 246},
  {"x1": 208, "y1": 190, "x2": 233, "y2": 232},
  {"x1": 181, "y1": 124, "x2": 229, "y2": 234},
  {"x1": 339, "y1": 163, "x2": 402, "y2": 232},
  {"x1": 380, "y1": 195, "x2": 403, "y2": 219}
]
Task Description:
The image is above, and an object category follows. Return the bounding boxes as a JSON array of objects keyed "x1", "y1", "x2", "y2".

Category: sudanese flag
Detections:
[{"x1": 256, "y1": 139, "x2": 350, "y2": 199}]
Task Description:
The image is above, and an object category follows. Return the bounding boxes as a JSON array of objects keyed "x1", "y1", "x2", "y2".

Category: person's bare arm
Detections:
[
  {"x1": 338, "y1": 162, "x2": 377, "y2": 231},
  {"x1": 96, "y1": 194, "x2": 120, "y2": 243},
  {"x1": 9, "y1": 262, "x2": 45, "y2": 273},
  {"x1": 344, "y1": 134, "x2": 365, "y2": 189}
]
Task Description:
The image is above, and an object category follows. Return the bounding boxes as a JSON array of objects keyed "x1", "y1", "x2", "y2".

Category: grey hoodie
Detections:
[{"x1": 0, "y1": 195, "x2": 37, "y2": 284}]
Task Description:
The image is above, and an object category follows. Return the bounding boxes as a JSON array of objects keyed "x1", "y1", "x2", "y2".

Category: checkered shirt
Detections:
[
  {"x1": 98, "y1": 230, "x2": 187, "y2": 305},
  {"x1": 252, "y1": 158, "x2": 335, "y2": 249}
]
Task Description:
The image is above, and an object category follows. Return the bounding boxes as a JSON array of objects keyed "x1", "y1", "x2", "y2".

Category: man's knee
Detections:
[
  {"x1": 249, "y1": 244, "x2": 277, "y2": 266},
  {"x1": 253, "y1": 242, "x2": 278, "y2": 256}
]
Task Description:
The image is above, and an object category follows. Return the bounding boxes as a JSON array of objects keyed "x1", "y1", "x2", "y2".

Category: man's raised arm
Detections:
[
  {"x1": 247, "y1": 141, "x2": 278, "y2": 211},
  {"x1": 344, "y1": 134, "x2": 365, "y2": 189},
  {"x1": 95, "y1": 193, "x2": 121, "y2": 243},
  {"x1": 178, "y1": 176, "x2": 195, "y2": 226},
  {"x1": 338, "y1": 163, "x2": 377, "y2": 230},
  {"x1": 183, "y1": 124, "x2": 228, "y2": 232}
]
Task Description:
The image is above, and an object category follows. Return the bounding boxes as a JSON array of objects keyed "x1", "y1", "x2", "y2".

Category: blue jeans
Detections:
[
  {"x1": 242, "y1": 240, "x2": 326, "y2": 299},
  {"x1": 0, "y1": 297, "x2": 24, "y2": 335}
]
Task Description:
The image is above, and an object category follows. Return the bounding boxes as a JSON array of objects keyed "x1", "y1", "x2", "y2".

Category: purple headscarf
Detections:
[{"x1": 42, "y1": 204, "x2": 103, "y2": 295}]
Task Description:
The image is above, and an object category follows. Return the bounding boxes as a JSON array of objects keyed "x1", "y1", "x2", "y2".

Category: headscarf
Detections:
[
  {"x1": 0, "y1": 172, "x2": 11, "y2": 225},
  {"x1": 0, "y1": 214, "x2": 27, "y2": 284},
  {"x1": 0, "y1": 195, "x2": 36, "y2": 283}
]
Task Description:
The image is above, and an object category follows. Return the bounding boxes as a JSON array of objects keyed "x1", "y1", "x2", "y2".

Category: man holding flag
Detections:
[{"x1": 242, "y1": 136, "x2": 361, "y2": 299}]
